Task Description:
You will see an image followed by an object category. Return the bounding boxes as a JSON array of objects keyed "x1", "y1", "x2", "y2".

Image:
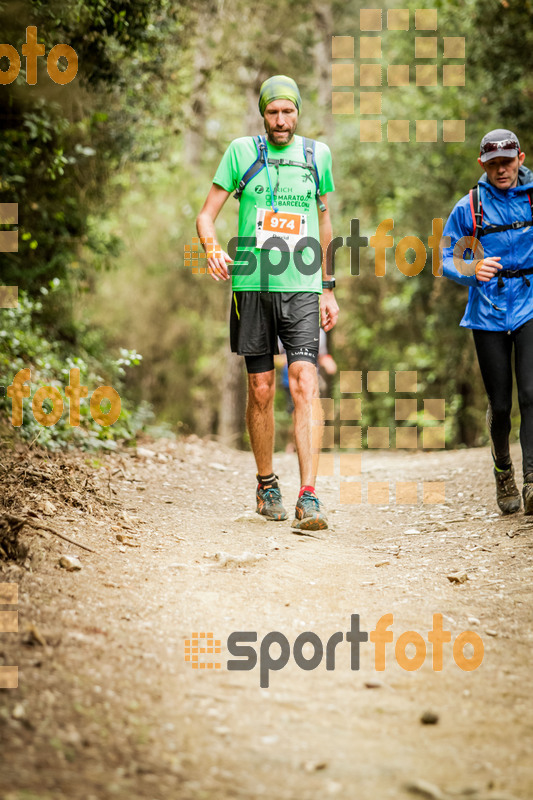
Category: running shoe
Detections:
[
  {"x1": 256, "y1": 480, "x2": 288, "y2": 521},
  {"x1": 494, "y1": 466, "x2": 521, "y2": 514},
  {"x1": 292, "y1": 490, "x2": 328, "y2": 531},
  {"x1": 523, "y1": 473, "x2": 533, "y2": 516}
]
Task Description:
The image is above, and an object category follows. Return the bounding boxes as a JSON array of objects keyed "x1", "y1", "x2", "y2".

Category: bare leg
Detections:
[
  {"x1": 246, "y1": 370, "x2": 276, "y2": 476},
  {"x1": 288, "y1": 361, "x2": 321, "y2": 486}
]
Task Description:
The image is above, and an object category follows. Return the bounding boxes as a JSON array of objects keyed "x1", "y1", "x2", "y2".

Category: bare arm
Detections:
[
  {"x1": 196, "y1": 184, "x2": 233, "y2": 281},
  {"x1": 317, "y1": 195, "x2": 339, "y2": 332}
]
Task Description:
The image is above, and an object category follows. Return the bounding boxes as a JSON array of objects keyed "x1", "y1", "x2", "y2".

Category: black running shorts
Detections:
[{"x1": 230, "y1": 291, "x2": 320, "y2": 373}]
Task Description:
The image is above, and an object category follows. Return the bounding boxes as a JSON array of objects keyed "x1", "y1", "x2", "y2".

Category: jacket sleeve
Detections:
[{"x1": 441, "y1": 198, "x2": 480, "y2": 288}]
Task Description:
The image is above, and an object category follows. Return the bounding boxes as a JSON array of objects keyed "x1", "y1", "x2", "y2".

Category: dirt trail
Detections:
[{"x1": 0, "y1": 438, "x2": 532, "y2": 800}]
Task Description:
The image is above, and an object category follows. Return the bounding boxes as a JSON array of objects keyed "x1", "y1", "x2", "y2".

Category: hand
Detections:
[
  {"x1": 475, "y1": 256, "x2": 502, "y2": 282},
  {"x1": 320, "y1": 289, "x2": 339, "y2": 332},
  {"x1": 207, "y1": 247, "x2": 233, "y2": 281}
]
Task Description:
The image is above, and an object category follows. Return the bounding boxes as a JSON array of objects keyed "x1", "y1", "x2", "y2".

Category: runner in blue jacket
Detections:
[{"x1": 442, "y1": 129, "x2": 533, "y2": 515}]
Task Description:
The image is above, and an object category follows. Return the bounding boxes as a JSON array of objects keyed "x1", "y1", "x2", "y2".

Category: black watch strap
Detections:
[{"x1": 322, "y1": 279, "x2": 335, "y2": 289}]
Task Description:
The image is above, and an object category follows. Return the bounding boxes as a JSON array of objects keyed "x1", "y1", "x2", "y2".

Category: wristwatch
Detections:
[{"x1": 322, "y1": 279, "x2": 336, "y2": 290}]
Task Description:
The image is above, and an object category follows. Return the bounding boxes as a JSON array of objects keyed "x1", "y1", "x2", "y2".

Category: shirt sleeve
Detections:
[
  {"x1": 442, "y1": 197, "x2": 480, "y2": 288},
  {"x1": 316, "y1": 143, "x2": 335, "y2": 195},
  {"x1": 212, "y1": 141, "x2": 240, "y2": 193}
]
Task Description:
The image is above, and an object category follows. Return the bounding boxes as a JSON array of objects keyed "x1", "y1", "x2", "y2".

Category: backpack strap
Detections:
[
  {"x1": 233, "y1": 135, "x2": 267, "y2": 200},
  {"x1": 470, "y1": 184, "x2": 533, "y2": 239},
  {"x1": 233, "y1": 135, "x2": 327, "y2": 212},
  {"x1": 469, "y1": 184, "x2": 533, "y2": 293},
  {"x1": 469, "y1": 185, "x2": 483, "y2": 255},
  {"x1": 303, "y1": 137, "x2": 326, "y2": 212}
]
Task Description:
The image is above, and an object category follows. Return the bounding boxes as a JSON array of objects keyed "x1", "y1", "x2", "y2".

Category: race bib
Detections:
[{"x1": 255, "y1": 208, "x2": 307, "y2": 251}]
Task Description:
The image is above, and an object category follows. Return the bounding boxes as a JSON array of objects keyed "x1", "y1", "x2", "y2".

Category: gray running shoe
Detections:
[
  {"x1": 494, "y1": 466, "x2": 521, "y2": 514},
  {"x1": 523, "y1": 473, "x2": 533, "y2": 516}
]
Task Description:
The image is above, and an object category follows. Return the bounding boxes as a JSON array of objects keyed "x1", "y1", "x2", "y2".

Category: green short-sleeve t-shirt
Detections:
[{"x1": 213, "y1": 134, "x2": 334, "y2": 292}]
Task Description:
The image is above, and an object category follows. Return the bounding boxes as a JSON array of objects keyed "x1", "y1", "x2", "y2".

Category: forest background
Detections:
[{"x1": 1, "y1": 0, "x2": 532, "y2": 452}]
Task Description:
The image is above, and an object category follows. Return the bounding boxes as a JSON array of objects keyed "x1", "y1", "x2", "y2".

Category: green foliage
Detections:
[
  {"x1": 0, "y1": 286, "x2": 147, "y2": 449},
  {"x1": 1, "y1": 0, "x2": 531, "y2": 450}
]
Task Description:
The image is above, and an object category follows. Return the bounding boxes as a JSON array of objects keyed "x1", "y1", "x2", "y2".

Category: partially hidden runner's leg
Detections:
[
  {"x1": 279, "y1": 292, "x2": 328, "y2": 531},
  {"x1": 288, "y1": 359, "x2": 327, "y2": 531},
  {"x1": 473, "y1": 329, "x2": 520, "y2": 514},
  {"x1": 514, "y1": 317, "x2": 533, "y2": 513},
  {"x1": 246, "y1": 368, "x2": 276, "y2": 476},
  {"x1": 246, "y1": 362, "x2": 288, "y2": 521},
  {"x1": 288, "y1": 360, "x2": 320, "y2": 486}
]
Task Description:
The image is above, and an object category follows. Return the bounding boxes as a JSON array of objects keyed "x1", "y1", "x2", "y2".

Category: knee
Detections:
[
  {"x1": 289, "y1": 365, "x2": 317, "y2": 405},
  {"x1": 518, "y1": 384, "x2": 533, "y2": 411},
  {"x1": 489, "y1": 399, "x2": 512, "y2": 419},
  {"x1": 249, "y1": 374, "x2": 275, "y2": 410}
]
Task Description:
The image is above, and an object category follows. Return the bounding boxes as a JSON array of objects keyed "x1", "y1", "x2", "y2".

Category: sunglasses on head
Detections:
[{"x1": 480, "y1": 139, "x2": 519, "y2": 156}]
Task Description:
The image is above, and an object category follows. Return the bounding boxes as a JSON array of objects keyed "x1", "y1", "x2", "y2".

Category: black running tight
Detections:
[{"x1": 473, "y1": 317, "x2": 533, "y2": 477}]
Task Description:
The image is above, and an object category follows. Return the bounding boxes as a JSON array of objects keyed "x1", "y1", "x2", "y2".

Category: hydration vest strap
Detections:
[
  {"x1": 234, "y1": 135, "x2": 325, "y2": 210},
  {"x1": 303, "y1": 137, "x2": 326, "y2": 212},
  {"x1": 233, "y1": 135, "x2": 267, "y2": 200},
  {"x1": 470, "y1": 184, "x2": 533, "y2": 239}
]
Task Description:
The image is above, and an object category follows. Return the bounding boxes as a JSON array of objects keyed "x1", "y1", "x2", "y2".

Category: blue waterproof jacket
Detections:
[{"x1": 442, "y1": 165, "x2": 533, "y2": 331}]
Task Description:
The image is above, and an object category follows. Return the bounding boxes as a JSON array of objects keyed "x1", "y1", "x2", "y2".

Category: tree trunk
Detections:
[
  {"x1": 218, "y1": 342, "x2": 247, "y2": 449},
  {"x1": 313, "y1": 2, "x2": 334, "y2": 140}
]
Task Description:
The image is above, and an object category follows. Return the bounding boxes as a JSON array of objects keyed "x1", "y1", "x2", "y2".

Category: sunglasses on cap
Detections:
[{"x1": 480, "y1": 138, "x2": 520, "y2": 156}]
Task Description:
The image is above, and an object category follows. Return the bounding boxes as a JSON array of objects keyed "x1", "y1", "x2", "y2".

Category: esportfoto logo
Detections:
[{"x1": 184, "y1": 614, "x2": 484, "y2": 688}]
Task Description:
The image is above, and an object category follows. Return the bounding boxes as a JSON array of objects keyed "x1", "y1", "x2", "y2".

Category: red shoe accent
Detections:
[{"x1": 299, "y1": 485, "x2": 315, "y2": 498}]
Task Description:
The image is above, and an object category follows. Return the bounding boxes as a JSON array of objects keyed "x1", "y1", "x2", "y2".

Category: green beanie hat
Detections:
[{"x1": 258, "y1": 75, "x2": 301, "y2": 116}]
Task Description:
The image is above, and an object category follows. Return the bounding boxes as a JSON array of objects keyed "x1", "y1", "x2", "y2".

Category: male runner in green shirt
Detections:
[{"x1": 196, "y1": 75, "x2": 338, "y2": 531}]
